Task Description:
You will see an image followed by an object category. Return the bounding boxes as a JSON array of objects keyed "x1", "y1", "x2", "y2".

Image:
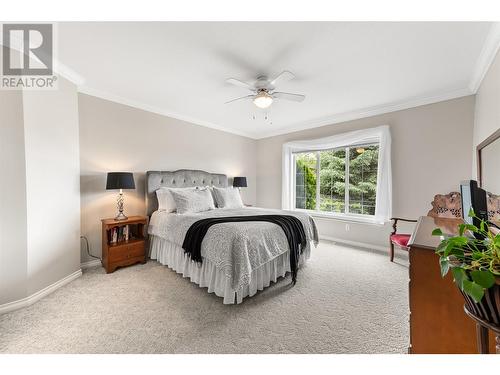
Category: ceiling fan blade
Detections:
[
  {"x1": 226, "y1": 78, "x2": 254, "y2": 91},
  {"x1": 225, "y1": 95, "x2": 255, "y2": 104},
  {"x1": 270, "y1": 71, "x2": 295, "y2": 86},
  {"x1": 273, "y1": 92, "x2": 305, "y2": 102}
]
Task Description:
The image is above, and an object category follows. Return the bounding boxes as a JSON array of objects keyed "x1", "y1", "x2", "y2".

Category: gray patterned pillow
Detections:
[
  {"x1": 212, "y1": 187, "x2": 244, "y2": 209},
  {"x1": 169, "y1": 188, "x2": 215, "y2": 214},
  {"x1": 156, "y1": 187, "x2": 195, "y2": 212}
]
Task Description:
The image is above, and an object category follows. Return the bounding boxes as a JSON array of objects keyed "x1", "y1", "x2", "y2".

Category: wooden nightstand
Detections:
[{"x1": 101, "y1": 216, "x2": 147, "y2": 273}]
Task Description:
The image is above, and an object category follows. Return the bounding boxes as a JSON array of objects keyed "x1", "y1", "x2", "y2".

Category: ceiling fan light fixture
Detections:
[{"x1": 253, "y1": 91, "x2": 273, "y2": 109}]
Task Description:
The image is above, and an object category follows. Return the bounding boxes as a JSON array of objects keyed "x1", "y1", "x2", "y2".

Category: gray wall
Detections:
[
  {"x1": 256, "y1": 96, "x2": 476, "y2": 247},
  {"x1": 0, "y1": 91, "x2": 28, "y2": 305},
  {"x1": 23, "y1": 77, "x2": 81, "y2": 295},
  {"x1": 79, "y1": 93, "x2": 257, "y2": 263},
  {"x1": 0, "y1": 76, "x2": 81, "y2": 306}
]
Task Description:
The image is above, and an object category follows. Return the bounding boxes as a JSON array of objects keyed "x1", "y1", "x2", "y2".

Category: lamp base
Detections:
[
  {"x1": 114, "y1": 212, "x2": 128, "y2": 221},
  {"x1": 115, "y1": 191, "x2": 128, "y2": 220}
]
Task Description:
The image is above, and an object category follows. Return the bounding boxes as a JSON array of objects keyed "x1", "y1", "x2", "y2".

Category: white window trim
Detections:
[
  {"x1": 294, "y1": 208, "x2": 384, "y2": 225},
  {"x1": 344, "y1": 146, "x2": 350, "y2": 214},
  {"x1": 282, "y1": 125, "x2": 392, "y2": 224}
]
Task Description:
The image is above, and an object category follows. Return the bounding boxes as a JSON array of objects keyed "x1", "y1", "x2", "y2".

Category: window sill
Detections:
[{"x1": 293, "y1": 209, "x2": 385, "y2": 226}]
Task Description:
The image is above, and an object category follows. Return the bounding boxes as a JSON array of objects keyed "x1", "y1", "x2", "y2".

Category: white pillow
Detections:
[
  {"x1": 156, "y1": 187, "x2": 195, "y2": 212},
  {"x1": 212, "y1": 187, "x2": 244, "y2": 209},
  {"x1": 197, "y1": 186, "x2": 218, "y2": 207},
  {"x1": 169, "y1": 188, "x2": 215, "y2": 214}
]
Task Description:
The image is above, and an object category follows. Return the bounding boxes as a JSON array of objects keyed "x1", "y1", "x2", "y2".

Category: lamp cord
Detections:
[{"x1": 80, "y1": 235, "x2": 101, "y2": 260}]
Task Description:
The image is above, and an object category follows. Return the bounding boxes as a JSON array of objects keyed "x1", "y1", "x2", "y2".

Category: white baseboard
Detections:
[
  {"x1": 0, "y1": 269, "x2": 82, "y2": 315},
  {"x1": 320, "y1": 235, "x2": 388, "y2": 253},
  {"x1": 81, "y1": 259, "x2": 102, "y2": 269}
]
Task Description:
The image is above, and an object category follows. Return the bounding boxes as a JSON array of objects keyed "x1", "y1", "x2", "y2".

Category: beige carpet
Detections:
[{"x1": 0, "y1": 241, "x2": 409, "y2": 353}]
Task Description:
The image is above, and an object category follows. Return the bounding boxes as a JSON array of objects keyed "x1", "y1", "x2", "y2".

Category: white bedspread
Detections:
[{"x1": 148, "y1": 207, "x2": 318, "y2": 290}]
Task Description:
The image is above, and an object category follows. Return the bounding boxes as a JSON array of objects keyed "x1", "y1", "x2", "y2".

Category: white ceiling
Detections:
[{"x1": 57, "y1": 22, "x2": 496, "y2": 139}]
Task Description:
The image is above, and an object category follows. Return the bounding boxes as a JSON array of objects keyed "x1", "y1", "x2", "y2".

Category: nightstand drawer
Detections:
[
  {"x1": 108, "y1": 242, "x2": 144, "y2": 262},
  {"x1": 108, "y1": 246, "x2": 129, "y2": 262},
  {"x1": 127, "y1": 242, "x2": 144, "y2": 257}
]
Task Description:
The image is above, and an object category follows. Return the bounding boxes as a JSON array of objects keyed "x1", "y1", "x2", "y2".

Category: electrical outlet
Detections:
[{"x1": 345, "y1": 223, "x2": 350, "y2": 231}]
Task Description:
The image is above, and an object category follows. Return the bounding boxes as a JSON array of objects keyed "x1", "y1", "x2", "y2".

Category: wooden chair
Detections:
[
  {"x1": 389, "y1": 217, "x2": 417, "y2": 262},
  {"x1": 389, "y1": 192, "x2": 463, "y2": 262}
]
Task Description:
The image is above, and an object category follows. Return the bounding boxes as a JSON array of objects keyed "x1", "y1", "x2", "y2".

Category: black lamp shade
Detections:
[
  {"x1": 106, "y1": 172, "x2": 135, "y2": 190},
  {"x1": 233, "y1": 176, "x2": 247, "y2": 188}
]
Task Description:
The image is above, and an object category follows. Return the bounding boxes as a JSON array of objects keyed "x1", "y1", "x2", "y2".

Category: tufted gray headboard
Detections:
[{"x1": 145, "y1": 169, "x2": 228, "y2": 216}]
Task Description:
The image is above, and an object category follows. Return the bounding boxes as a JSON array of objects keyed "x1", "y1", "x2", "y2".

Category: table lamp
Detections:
[
  {"x1": 233, "y1": 176, "x2": 247, "y2": 190},
  {"x1": 106, "y1": 172, "x2": 135, "y2": 220}
]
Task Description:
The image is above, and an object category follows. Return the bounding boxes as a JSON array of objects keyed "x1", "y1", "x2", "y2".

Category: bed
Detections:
[{"x1": 146, "y1": 169, "x2": 318, "y2": 304}]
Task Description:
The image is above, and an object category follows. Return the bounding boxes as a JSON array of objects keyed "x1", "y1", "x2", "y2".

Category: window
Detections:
[
  {"x1": 282, "y1": 126, "x2": 392, "y2": 223},
  {"x1": 294, "y1": 144, "x2": 379, "y2": 216}
]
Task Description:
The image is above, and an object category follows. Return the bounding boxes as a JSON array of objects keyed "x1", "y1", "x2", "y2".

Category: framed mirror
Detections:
[
  {"x1": 477, "y1": 128, "x2": 500, "y2": 193},
  {"x1": 477, "y1": 128, "x2": 500, "y2": 226}
]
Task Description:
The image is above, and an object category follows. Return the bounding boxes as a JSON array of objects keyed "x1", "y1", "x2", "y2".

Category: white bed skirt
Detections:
[{"x1": 149, "y1": 235, "x2": 310, "y2": 304}]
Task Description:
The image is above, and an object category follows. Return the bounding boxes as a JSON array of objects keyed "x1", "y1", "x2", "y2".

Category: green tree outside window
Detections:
[{"x1": 295, "y1": 145, "x2": 379, "y2": 215}]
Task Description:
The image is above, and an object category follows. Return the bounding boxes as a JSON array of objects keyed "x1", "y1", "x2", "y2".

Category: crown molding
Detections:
[
  {"x1": 77, "y1": 86, "x2": 256, "y2": 139},
  {"x1": 255, "y1": 87, "x2": 473, "y2": 139},
  {"x1": 80, "y1": 85, "x2": 473, "y2": 141},
  {"x1": 469, "y1": 22, "x2": 500, "y2": 94}
]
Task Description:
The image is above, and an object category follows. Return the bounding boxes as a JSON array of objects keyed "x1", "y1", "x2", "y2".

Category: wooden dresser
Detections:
[{"x1": 408, "y1": 216, "x2": 496, "y2": 353}]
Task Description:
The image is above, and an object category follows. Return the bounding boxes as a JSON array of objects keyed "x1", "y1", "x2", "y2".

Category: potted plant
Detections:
[{"x1": 432, "y1": 209, "x2": 500, "y2": 325}]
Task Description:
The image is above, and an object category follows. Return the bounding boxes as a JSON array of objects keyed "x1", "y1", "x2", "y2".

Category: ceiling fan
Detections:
[{"x1": 225, "y1": 70, "x2": 305, "y2": 109}]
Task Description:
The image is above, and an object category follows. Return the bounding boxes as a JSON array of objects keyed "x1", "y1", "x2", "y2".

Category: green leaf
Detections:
[
  {"x1": 443, "y1": 239, "x2": 467, "y2": 257},
  {"x1": 432, "y1": 228, "x2": 443, "y2": 236},
  {"x1": 470, "y1": 270, "x2": 496, "y2": 289},
  {"x1": 439, "y1": 258, "x2": 450, "y2": 277},
  {"x1": 448, "y1": 236, "x2": 468, "y2": 246},
  {"x1": 472, "y1": 251, "x2": 483, "y2": 260},
  {"x1": 447, "y1": 247, "x2": 465, "y2": 258},
  {"x1": 464, "y1": 224, "x2": 479, "y2": 233},
  {"x1": 468, "y1": 207, "x2": 475, "y2": 218},
  {"x1": 494, "y1": 235, "x2": 500, "y2": 248},
  {"x1": 462, "y1": 279, "x2": 484, "y2": 303},
  {"x1": 443, "y1": 243, "x2": 454, "y2": 257},
  {"x1": 452, "y1": 267, "x2": 467, "y2": 290},
  {"x1": 458, "y1": 224, "x2": 466, "y2": 236},
  {"x1": 436, "y1": 240, "x2": 448, "y2": 254}
]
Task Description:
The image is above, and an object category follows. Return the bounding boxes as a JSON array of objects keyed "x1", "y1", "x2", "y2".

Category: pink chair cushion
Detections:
[{"x1": 390, "y1": 234, "x2": 411, "y2": 248}]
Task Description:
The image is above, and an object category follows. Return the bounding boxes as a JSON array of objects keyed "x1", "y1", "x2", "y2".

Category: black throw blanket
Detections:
[{"x1": 182, "y1": 215, "x2": 307, "y2": 284}]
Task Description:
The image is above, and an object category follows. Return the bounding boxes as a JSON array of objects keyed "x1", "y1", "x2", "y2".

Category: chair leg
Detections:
[{"x1": 389, "y1": 242, "x2": 394, "y2": 262}]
